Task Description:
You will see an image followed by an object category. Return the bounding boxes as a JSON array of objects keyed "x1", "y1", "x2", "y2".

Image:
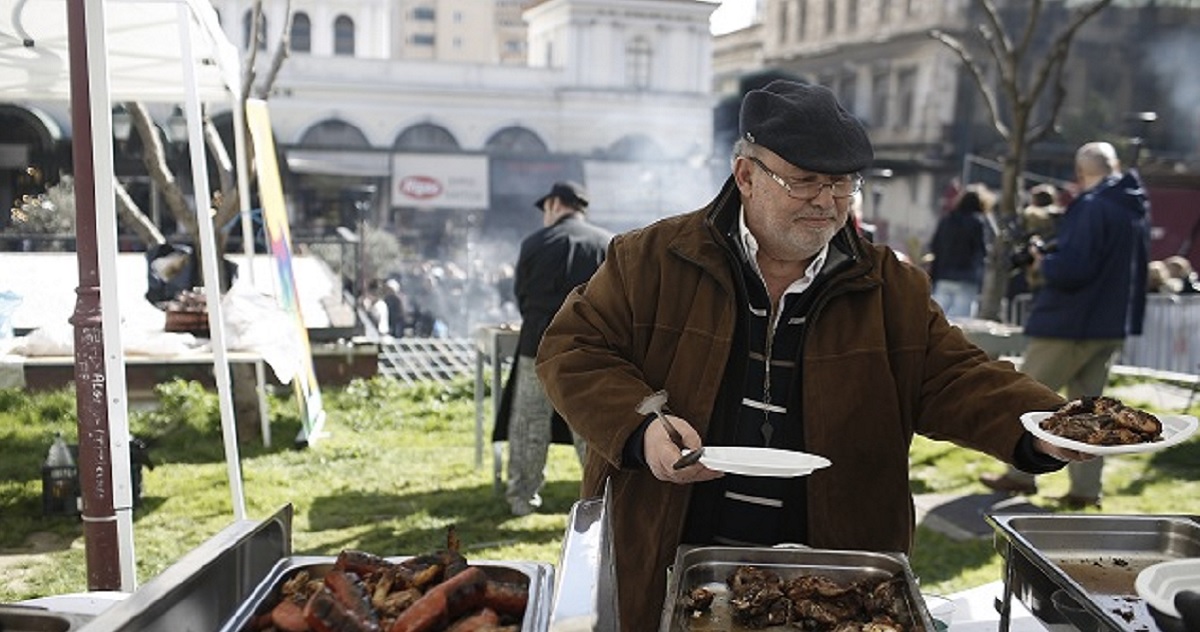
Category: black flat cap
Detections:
[
  {"x1": 535, "y1": 180, "x2": 589, "y2": 211},
  {"x1": 739, "y1": 80, "x2": 873, "y2": 174}
]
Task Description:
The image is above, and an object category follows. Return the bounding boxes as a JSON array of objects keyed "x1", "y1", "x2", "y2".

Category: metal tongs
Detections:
[{"x1": 636, "y1": 390, "x2": 704, "y2": 470}]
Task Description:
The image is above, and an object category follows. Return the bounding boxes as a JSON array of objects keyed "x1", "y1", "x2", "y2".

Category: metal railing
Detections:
[{"x1": 377, "y1": 337, "x2": 476, "y2": 385}]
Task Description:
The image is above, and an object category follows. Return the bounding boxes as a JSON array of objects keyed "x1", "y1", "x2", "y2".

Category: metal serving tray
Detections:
[
  {"x1": 219, "y1": 555, "x2": 554, "y2": 632},
  {"x1": 987, "y1": 513, "x2": 1200, "y2": 631},
  {"x1": 658, "y1": 546, "x2": 936, "y2": 632},
  {"x1": 0, "y1": 604, "x2": 93, "y2": 632}
]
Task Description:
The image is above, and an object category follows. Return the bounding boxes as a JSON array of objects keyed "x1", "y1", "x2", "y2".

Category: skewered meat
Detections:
[{"x1": 1039, "y1": 396, "x2": 1163, "y2": 446}]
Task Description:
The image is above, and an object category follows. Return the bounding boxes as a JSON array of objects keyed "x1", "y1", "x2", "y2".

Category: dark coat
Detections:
[
  {"x1": 494, "y1": 212, "x2": 612, "y2": 442},
  {"x1": 537, "y1": 176, "x2": 1065, "y2": 628},
  {"x1": 928, "y1": 208, "x2": 988, "y2": 285},
  {"x1": 1025, "y1": 171, "x2": 1150, "y2": 339}
]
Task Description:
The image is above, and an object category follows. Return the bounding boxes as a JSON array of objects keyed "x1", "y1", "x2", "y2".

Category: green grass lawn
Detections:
[{"x1": 1, "y1": 374, "x2": 1197, "y2": 605}]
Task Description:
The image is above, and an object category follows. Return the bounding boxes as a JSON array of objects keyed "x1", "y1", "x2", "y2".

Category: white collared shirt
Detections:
[{"x1": 737, "y1": 206, "x2": 829, "y2": 304}]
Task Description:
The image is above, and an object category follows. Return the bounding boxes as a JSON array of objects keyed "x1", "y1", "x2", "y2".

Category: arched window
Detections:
[
  {"x1": 242, "y1": 10, "x2": 267, "y2": 51},
  {"x1": 334, "y1": 15, "x2": 355, "y2": 56},
  {"x1": 291, "y1": 12, "x2": 311, "y2": 53},
  {"x1": 608, "y1": 134, "x2": 663, "y2": 160},
  {"x1": 300, "y1": 119, "x2": 371, "y2": 149},
  {"x1": 485, "y1": 126, "x2": 547, "y2": 154},
  {"x1": 626, "y1": 37, "x2": 652, "y2": 90},
  {"x1": 393, "y1": 124, "x2": 460, "y2": 151}
]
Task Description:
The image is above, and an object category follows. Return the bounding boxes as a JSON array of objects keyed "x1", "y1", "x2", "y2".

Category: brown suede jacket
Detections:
[{"x1": 536, "y1": 177, "x2": 1066, "y2": 630}]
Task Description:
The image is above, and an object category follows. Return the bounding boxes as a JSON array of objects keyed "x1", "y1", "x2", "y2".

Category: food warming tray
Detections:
[
  {"x1": 219, "y1": 556, "x2": 554, "y2": 632},
  {"x1": 658, "y1": 546, "x2": 936, "y2": 631},
  {"x1": 987, "y1": 513, "x2": 1200, "y2": 631}
]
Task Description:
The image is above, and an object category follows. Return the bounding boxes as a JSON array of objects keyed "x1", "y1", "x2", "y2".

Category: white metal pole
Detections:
[{"x1": 177, "y1": 2, "x2": 246, "y2": 520}]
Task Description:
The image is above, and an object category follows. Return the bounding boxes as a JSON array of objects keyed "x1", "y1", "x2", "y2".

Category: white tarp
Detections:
[{"x1": 0, "y1": 0, "x2": 238, "y2": 103}]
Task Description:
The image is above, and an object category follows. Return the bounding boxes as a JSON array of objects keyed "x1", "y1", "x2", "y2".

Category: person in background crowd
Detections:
[
  {"x1": 1163, "y1": 255, "x2": 1200, "y2": 294},
  {"x1": 363, "y1": 279, "x2": 390, "y2": 338},
  {"x1": 1147, "y1": 260, "x2": 1173, "y2": 294},
  {"x1": 1016, "y1": 183, "x2": 1065, "y2": 292},
  {"x1": 982, "y1": 141, "x2": 1149, "y2": 510},
  {"x1": 383, "y1": 278, "x2": 407, "y2": 338},
  {"x1": 536, "y1": 80, "x2": 1091, "y2": 627},
  {"x1": 928, "y1": 184, "x2": 992, "y2": 319},
  {"x1": 502, "y1": 181, "x2": 613, "y2": 517}
]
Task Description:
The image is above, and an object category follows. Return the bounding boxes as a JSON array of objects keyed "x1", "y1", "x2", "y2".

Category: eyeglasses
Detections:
[{"x1": 743, "y1": 155, "x2": 862, "y2": 200}]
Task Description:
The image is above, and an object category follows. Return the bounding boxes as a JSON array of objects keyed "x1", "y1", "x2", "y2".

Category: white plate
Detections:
[
  {"x1": 699, "y1": 446, "x2": 831, "y2": 478},
  {"x1": 1135, "y1": 558, "x2": 1200, "y2": 618},
  {"x1": 1021, "y1": 411, "x2": 1198, "y2": 455}
]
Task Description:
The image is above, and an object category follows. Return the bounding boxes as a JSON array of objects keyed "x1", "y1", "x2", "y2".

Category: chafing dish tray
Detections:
[
  {"x1": 658, "y1": 546, "x2": 936, "y2": 631},
  {"x1": 0, "y1": 604, "x2": 93, "y2": 632},
  {"x1": 218, "y1": 555, "x2": 554, "y2": 632},
  {"x1": 987, "y1": 513, "x2": 1200, "y2": 631}
]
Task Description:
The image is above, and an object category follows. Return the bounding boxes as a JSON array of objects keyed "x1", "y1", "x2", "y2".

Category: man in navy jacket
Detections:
[{"x1": 982, "y1": 141, "x2": 1150, "y2": 508}]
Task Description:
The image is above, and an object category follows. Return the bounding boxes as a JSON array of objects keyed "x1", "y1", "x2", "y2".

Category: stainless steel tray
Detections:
[
  {"x1": 987, "y1": 513, "x2": 1200, "y2": 631},
  {"x1": 0, "y1": 604, "x2": 93, "y2": 632},
  {"x1": 219, "y1": 555, "x2": 554, "y2": 632},
  {"x1": 658, "y1": 546, "x2": 935, "y2": 631}
]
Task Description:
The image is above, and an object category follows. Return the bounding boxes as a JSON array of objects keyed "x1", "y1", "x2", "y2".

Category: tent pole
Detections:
[
  {"x1": 178, "y1": 3, "x2": 246, "y2": 520},
  {"x1": 66, "y1": 0, "x2": 121, "y2": 591}
]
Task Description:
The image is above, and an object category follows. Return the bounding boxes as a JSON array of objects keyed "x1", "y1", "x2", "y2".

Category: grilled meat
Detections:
[{"x1": 1039, "y1": 396, "x2": 1163, "y2": 446}]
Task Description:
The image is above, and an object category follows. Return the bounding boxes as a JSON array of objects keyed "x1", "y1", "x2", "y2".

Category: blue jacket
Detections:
[{"x1": 1024, "y1": 171, "x2": 1149, "y2": 339}]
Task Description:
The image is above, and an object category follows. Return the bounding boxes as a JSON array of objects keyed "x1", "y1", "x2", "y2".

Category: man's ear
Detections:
[{"x1": 733, "y1": 156, "x2": 754, "y2": 197}]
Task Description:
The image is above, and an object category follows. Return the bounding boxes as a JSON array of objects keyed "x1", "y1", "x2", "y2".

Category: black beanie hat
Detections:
[{"x1": 739, "y1": 80, "x2": 874, "y2": 174}]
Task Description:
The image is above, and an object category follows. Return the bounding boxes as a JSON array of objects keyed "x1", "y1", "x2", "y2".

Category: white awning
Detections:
[
  {"x1": 0, "y1": 0, "x2": 238, "y2": 103},
  {"x1": 286, "y1": 149, "x2": 391, "y2": 177}
]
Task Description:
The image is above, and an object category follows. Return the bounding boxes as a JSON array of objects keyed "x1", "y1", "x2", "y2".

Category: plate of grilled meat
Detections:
[{"x1": 1021, "y1": 395, "x2": 1198, "y2": 455}]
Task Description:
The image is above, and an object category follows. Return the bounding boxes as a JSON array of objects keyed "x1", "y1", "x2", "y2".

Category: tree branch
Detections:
[
  {"x1": 930, "y1": 28, "x2": 1010, "y2": 140},
  {"x1": 128, "y1": 102, "x2": 197, "y2": 238},
  {"x1": 114, "y1": 181, "x2": 166, "y2": 246}
]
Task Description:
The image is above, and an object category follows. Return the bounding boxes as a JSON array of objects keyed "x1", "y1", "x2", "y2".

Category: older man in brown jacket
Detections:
[{"x1": 537, "y1": 81, "x2": 1086, "y2": 629}]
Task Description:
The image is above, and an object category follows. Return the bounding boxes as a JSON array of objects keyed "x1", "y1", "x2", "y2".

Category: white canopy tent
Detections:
[{"x1": 2, "y1": 0, "x2": 251, "y2": 591}]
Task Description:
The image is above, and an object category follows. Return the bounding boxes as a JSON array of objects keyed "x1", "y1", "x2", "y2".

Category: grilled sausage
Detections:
[
  {"x1": 304, "y1": 586, "x2": 381, "y2": 632},
  {"x1": 445, "y1": 608, "x2": 499, "y2": 632},
  {"x1": 270, "y1": 599, "x2": 311, "y2": 632},
  {"x1": 388, "y1": 566, "x2": 488, "y2": 632},
  {"x1": 482, "y1": 581, "x2": 527, "y2": 619}
]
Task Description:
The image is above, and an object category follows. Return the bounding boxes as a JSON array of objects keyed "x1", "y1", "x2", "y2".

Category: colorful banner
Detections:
[{"x1": 245, "y1": 99, "x2": 326, "y2": 445}]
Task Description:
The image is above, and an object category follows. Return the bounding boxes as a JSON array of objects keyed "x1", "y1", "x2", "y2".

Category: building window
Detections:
[
  {"x1": 626, "y1": 37, "x2": 652, "y2": 90},
  {"x1": 334, "y1": 15, "x2": 355, "y2": 56},
  {"x1": 896, "y1": 68, "x2": 916, "y2": 129},
  {"x1": 825, "y1": 0, "x2": 836, "y2": 34},
  {"x1": 394, "y1": 123, "x2": 460, "y2": 151},
  {"x1": 878, "y1": 0, "x2": 891, "y2": 23},
  {"x1": 242, "y1": 10, "x2": 267, "y2": 50},
  {"x1": 841, "y1": 70, "x2": 858, "y2": 113},
  {"x1": 848, "y1": 0, "x2": 859, "y2": 30},
  {"x1": 291, "y1": 12, "x2": 311, "y2": 53},
  {"x1": 485, "y1": 126, "x2": 548, "y2": 154},
  {"x1": 871, "y1": 71, "x2": 889, "y2": 129},
  {"x1": 413, "y1": 7, "x2": 435, "y2": 21},
  {"x1": 777, "y1": 0, "x2": 788, "y2": 45},
  {"x1": 412, "y1": 34, "x2": 435, "y2": 46},
  {"x1": 797, "y1": 0, "x2": 807, "y2": 39},
  {"x1": 453, "y1": 11, "x2": 463, "y2": 23}
]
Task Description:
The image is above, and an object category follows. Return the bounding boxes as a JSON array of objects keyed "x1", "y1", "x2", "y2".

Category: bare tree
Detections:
[
  {"x1": 112, "y1": 0, "x2": 292, "y2": 440},
  {"x1": 115, "y1": 0, "x2": 292, "y2": 290},
  {"x1": 930, "y1": 0, "x2": 1113, "y2": 320}
]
